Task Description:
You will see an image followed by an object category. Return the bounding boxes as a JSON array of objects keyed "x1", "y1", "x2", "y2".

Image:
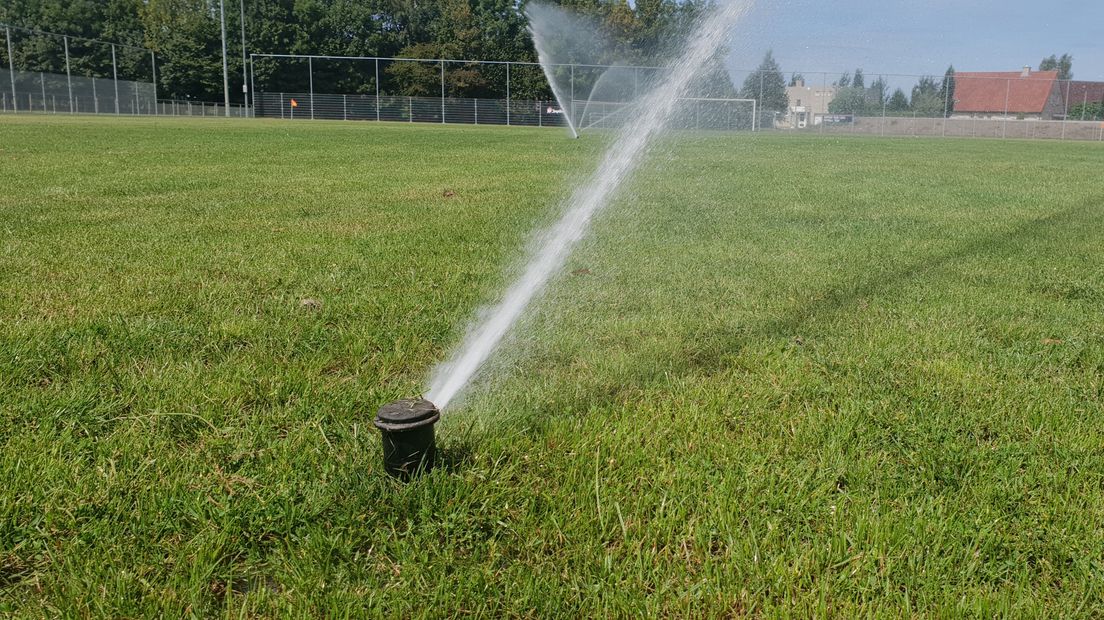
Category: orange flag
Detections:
[{"x1": 290, "y1": 98, "x2": 298, "y2": 108}]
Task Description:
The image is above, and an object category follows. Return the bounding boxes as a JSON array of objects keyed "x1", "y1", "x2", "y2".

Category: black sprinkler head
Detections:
[{"x1": 374, "y1": 399, "x2": 440, "y2": 480}]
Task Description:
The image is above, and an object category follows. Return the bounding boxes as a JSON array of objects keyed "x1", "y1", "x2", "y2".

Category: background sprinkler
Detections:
[{"x1": 374, "y1": 398, "x2": 440, "y2": 479}]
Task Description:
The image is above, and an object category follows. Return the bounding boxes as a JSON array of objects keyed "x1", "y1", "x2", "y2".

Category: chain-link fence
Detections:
[
  {"x1": 1, "y1": 23, "x2": 247, "y2": 117},
  {"x1": 251, "y1": 53, "x2": 1103, "y2": 141},
  {"x1": 5, "y1": 28, "x2": 1102, "y2": 140},
  {"x1": 250, "y1": 54, "x2": 761, "y2": 131}
]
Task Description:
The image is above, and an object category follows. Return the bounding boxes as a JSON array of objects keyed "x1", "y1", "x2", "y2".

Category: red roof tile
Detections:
[
  {"x1": 953, "y1": 70, "x2": 1058, "y2": 114},
  {"x1": 1065, "y1": 81, "x2": 1104, "y2": 105}
]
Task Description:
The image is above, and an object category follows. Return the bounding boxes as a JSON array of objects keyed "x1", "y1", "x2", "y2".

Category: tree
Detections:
[
  {"x1": 789, "y1": 72, "x2": 805, "y2": 87},
  {"x1": 828, "y1": 87, "x2": 865, "y2": 115},
  {"x1": 5, "y1": 0, "x2": 742, "y2": 103},
  {"x1": 910, "y1": 75, "x2": 944, "y2": 117},
  {"x1": 828, "y1": 68, "x2": 869, "y2": 115},
  {"x1": 867, "y1": 75, "x2": 887, "y2": 109},
  {"x1": 140, "y1": 0, "x2": 224, "y2": 100},
  {"x1": 887, "y1": 88, "x2": 909, "y2": 114},
  {"x1": 1039, "y1": 53, "x2": 1073, "y2": 80},
  {"x1": 937, "y1": 65, "x2": 956, "y2": 117},
  {"x1": 739, "y1": 49, "x2": 787, "y2": 112}
]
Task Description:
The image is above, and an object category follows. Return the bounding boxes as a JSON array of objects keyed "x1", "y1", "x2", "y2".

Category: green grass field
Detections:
[{"x1": 1, "y1": 115, "x2": 1103, "y2": 616}]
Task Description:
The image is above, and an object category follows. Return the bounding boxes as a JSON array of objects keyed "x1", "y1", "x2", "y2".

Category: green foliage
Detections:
[
  {"x1": 828, "y1": 86, "x2": 864, "y2": 115},
  {"x1": 887, "y1": 88, "x2": 910, "y2": 113},
  {"x1": 829, "y1": 68, "x2": 884, "y2": 116},
  {"x1": 4, "y1": 0, "x2": 712, "y2": 102},
  {"x1": 867, "y1": 75, "x2": 887, "y2": 109},
  {"x1": 1, "y1": 0, "x2": 147, "y2": 79},
  {"x1": 140, "y1": 0, "x2": 223, "y2": 101},
  {"x1": 1069, "y1": 101, "x2": 1103, "y2": 121},
  {"x1": 939, "y1": 66, "x2": 956, "y2": 117},
  {"x1": 1039, "y1": 53, "x2": 1073, "y2": 80},
  {"x1": 909, "y1": 75, "x2": 945, "y2": 118},
  {"x1": 739, "y1": 49, "x2": 788, "y2": 112}
]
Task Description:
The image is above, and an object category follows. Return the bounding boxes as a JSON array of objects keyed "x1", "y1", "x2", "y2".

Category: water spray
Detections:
[
  {"x1": 425, "y1": 1, "x2": 752, "y2": 410},
  {"x1": 527, "y1": 23, "x2": 581, "y2": 139},
  {"x1": 378, "y1": 1, "x2": 752, "y2": 478}
]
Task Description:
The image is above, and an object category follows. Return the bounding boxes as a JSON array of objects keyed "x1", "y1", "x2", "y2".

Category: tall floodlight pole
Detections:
[
  {"x1": 219, "y1": 0, "x2": 231, "y2": 116},
  {"x1": 239, "y1": 0, "x2": 248, "y2": 112}
]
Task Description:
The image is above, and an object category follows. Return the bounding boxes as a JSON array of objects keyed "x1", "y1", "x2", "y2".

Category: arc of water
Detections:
[
  {"x1": 427, "y1": 1, "x2": 752, "y2": 409},
  {"x1": 527, "y1": 25, "x2": 580, "y2": 139},
  {"x1": 579, "y1": 66, "x2": 641, "y2": 130}
]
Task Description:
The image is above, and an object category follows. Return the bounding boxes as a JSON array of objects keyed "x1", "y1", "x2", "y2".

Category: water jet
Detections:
[
  {"x1": 374, "y1": 398, "x2": 440, "y2": 479},
  {"x1": 426, "y1": 1, "x2": 752, "y2": 410}
]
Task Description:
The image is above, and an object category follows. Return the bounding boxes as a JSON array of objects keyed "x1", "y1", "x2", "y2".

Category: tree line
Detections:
[
  {"x1": 1, "y1": 0, "x2": 721, "y2": 102},
  {"x1": 827, "y1": 67, "x2": 958, "y2": 117},
  {"x1": 733, "y1": 51, "x2": 1082, "y2": 119}
]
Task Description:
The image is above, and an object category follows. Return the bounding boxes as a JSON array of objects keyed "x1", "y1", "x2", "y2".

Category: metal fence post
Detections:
[
  {"x1": 343, "y1": 93, "x2": 347, "y2": 120},
  {"x1": 63, "y1": 36, "x2": 73, "y2": 112},
  {"x1": 881, "y1": 93, "x2": 887, "y2": 136},
  {"x1": 249, "y1": 56, "x2": 255, "y2": 117},
  {"x1": 5, "y1": 27, "x2": 15, "y2": 113},
  {"x1": 1061, "y1": 80, "x2": 1070, "y2": 140},
  {"x1": 819, "y1": 72, "x2": 826, "y2": 134},
  {"x1": 374, "y1": 58, "x2": 380, "y2": 122},
  {"x1": 474, "y1": 98, "x2": 478, "y2": 125},
  {"x1": 942, "y1": 80, "x2": 950, "y2": 137},
  {"x1": 111, "y1": 44, "x2": 120, "y2": 114},
  {"x1": 151, "y1": 51, "x2": 158, "y2": 114},
  {"x1": 239, "y1": 0, "x2": 247, "y2": 114},
  {"x1": 758, "y1": 71, "x2": 764, "y2": 131},
  {"x1": 1002, "y1": 78, "x2": 1009, "y2": 139},
  {"x1": 570, "y1": 64, "x2": 575, "y2": 127},
  {"x1": 440, "y1": 60, "x2": 445, "y2": 123},
  {"x1": 308, "y1": 56, "x2": 314, "y2": 120},
  {"x1": 92, "y1": 77, "x2": 98, "y2": 113},
  {"x1": 40, "y1": 72, "x2": 46, "y2": 111},
  {"x1": 408, "y1": 95, "x2": 412, "y2": 122},
  {"x1": 506, "y1": 62, "x2": 511, "y2": 126}
]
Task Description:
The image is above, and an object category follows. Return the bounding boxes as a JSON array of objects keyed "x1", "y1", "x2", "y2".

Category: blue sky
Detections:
[{"x1": 705, "y1": 0, "x2": 1104, "y2": 83}]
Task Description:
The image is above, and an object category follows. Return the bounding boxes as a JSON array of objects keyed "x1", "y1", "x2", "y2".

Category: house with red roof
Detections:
[
  {"x1": 1065, "y1": 81, "x2": 1104, "y2": 109},
  {"x1": 951, "y1": 67, "x2": 1065, "y2": 120}
]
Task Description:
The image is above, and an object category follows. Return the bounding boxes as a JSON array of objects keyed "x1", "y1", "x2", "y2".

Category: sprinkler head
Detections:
[{"x1": 374, "y1": 398, "x2": 440, "y2": 480}]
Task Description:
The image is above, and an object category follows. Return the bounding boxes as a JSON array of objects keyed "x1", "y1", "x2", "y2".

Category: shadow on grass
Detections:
[
  {"x1": 435, "y1": 201, "x2": 1099, "y2": 464},
  {"x1": 435, "y1": 436, "x2": 478, "y2": 472},
  {"x1": 760, "y1": 204, "x2": 1089, "y2": 339}
]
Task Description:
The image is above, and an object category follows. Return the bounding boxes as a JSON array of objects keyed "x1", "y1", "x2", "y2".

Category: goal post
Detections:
[{"x1": 576, "y1": 97, "x2": 758, "y2": 133}]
